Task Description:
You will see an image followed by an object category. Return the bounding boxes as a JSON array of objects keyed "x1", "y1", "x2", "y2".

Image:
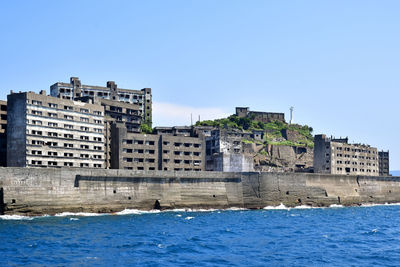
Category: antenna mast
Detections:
[{"x1": 289, "y1": 106, "x2": 294, "y2": 124}]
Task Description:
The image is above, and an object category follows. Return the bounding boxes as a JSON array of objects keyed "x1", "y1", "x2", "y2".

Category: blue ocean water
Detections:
[{"x1": 1, "y1": 205, "x2": 400, "y2": 266}]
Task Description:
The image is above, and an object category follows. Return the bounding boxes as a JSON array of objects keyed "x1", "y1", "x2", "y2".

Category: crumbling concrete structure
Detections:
[
  {"x1": 111, "y1": 124, "x2": 205, "y2": 171},
  {"x1": 235, "y1": 107, "x2": 285, "y2": 123},
  {"x1": 378, "y1": 151, "x2": 390, "y2": 176},
  {"x1": 205, "y1": 129, "x2": 254, "y2": 172},
  {"x1": 0, "y1": 100, "x2": 7, "y2": 167},
  {"x1": 50, "y1": 77, "x2": 152, "y2": 127},
  {"x1": 314, "y1": 134, "x2": 379, "y2": 176}
]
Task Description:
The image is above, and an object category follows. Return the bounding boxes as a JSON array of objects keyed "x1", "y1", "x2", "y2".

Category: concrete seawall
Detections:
[{"x1": 0, "y1": 168, "x2": 399, "y2": 215}]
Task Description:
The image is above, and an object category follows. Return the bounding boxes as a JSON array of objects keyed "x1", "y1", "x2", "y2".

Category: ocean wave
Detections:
[
  {"x1": 262, "y1": 203, "x2": 320, "y2": 210},
  {"x1": 0, "y1": 214, "x2": 50, "y2": 220},
  {"x1": 0, "y1": 215, "x2": 35, "y2": 220},
  {"x1": 114, "y1": 208, "x2": 226, "y2": 215},
  {"x1": 54, "y1": 212, "x2": 107, "y2": 217},
  {"x1": 329, "y1": 204, "x2": 344, "y2": 208},
  {"x1": 114, "y1": 209, "x2": 161, "y2": 215},
  {"x1": 361, "y1": 203, "x2": 400, "y2": 207},
  {"x1": 4, "y1": 203, "x2": 400, "y2": 220},
  {"x1": 294, "y1": 205, "x2": 315, "y2": 209},
  {"x1": 263, "y1": 203, "x2": 289, "y2": 210},
  {"x1": 226, "y1": 207, "x2": 247, "y2": 211},
  {"x1": 263, "y1": 203, "x2": 344, "y2": 210}
]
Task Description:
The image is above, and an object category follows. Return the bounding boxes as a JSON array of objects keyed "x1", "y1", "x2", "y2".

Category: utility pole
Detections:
[{"x1": 289, "y1": 106, "x2": 294, "y2": 124}]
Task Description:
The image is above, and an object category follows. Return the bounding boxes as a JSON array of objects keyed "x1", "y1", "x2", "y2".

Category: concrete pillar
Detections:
[{"x1": 0, "y1": 188, "x2": 4, "y2": 215}]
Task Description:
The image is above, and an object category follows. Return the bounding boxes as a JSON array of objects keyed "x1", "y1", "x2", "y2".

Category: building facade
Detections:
[
  {"x1": 0, "y1": 100, "x2": 7, "y2": 166},
  {"x1": 76, "y1": 96, "x2": 143, "y2": 168},
  {"x1": 50, "y1": 77, "x2": 152, "y2": 127},
  {"x1": 378, "y1": 151, "x2": 390, "y2": 176},
  {"x1": 314, "y1": 134, "x2": 379, "y2": 176},
  {"x1": 7, "y1": 91, "x2": 106, "y2": 168},
  {"x1": 111, "y1": 124, "x2": 205, "y2": 171},
  {"x1": 235, "y1": 107, "x2": 285, "y2": 123},
  {"x1": 205, "y1": 129, "x2": 254, "y2": 172}
]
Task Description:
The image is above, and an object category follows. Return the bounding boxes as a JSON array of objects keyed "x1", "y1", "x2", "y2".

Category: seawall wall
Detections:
[{"x1": 0, "y1": 168, "x2": 399, "y2": 215}]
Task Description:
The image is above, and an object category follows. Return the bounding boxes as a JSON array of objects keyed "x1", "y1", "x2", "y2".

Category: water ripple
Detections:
[{"x1": 1, "y1": 206, "x2": 400, "y2": 266}]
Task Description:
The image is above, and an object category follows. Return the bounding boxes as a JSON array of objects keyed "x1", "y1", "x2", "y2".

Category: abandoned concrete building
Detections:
[
  {"x1": 153, "y1": 126, "x2": 192, "y2": 137},
  {"x1": 0, "y1": 76, "x2": 392, "y2": 175},
  {"x1": 7, "y1": 91, "x2": 106, "y2": 168},
  {"x1": 204, "y1": 127, "x2": 313, "y2": 173},
  {"x1": 378, "y1": 151, "x2": 390, "y2": 176},
  {"x1": 50, "y1": 77, "x2": 152, "y2": 127},
  {"x1": 111, "y1": 124, "x2": 205, "y2": 171},
  {"x1": 153, "y1": 126, "x2": 215, "y2": 138},
  {"x1": 77, "y1": 96, "x2": 143, "y2": 168},
  {"x1": 235, "y1": 107, "x2": 285, "y2": 123},
  {"x1": 205, "y1": 129, "x2": 254, "y2": 172},
  {"x1": 314, "y1": 134, "x2": 379, "y2": 176},
  {"x1": 0, "y1": 100, "x2": 7, "y2": 167}
]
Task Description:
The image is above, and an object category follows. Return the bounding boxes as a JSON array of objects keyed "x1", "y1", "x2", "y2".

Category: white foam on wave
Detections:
[
  {"x1": 114, "y1": 209, "x2": 161, "y2": 215},
  {"x1": 329, "y1": 204, "x2": 344, "y2": 208},
  {"x1": 55, "y1": 212, "x2": 106, "y2": 217},
  {"x1": 185, "y1": 216, "x2": 194, "y2": 220},
  {"x1": 361, "y1": 202, "x2": 400, "y2": 208},
  {"x1": 180, "y1": 208, "x2": 218, "y2": 212},
  {"x1": 294, "y1": 205, "x2": 314, "y2": 209},
  {"x1": 0, "y1": 214, "x2": 51, "y2": 220},
  {"x1": 226, "y1": 207, "x2": 247, "y2": 211},
  {"x1": 114, "y1": 207, "x2": 233, "y2": 215},
  {"x1": 6, "y1": 202, "x2": 400, "y2": 220},
  {"x1": 0, "y1": 215, "x2": 35, "y2": 220},
  {"x1": 263, "y1": 203, "x2": 290, "y2": 210},
  {"x1": 263, "y1": 203, "x2": 345, "y2": 210}
]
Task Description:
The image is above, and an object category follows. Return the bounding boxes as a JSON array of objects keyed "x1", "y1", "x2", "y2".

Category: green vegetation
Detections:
[
  {"x1": 258, "y1": 150, "x2": 268, "y2": 156},
  {"x1": 242, "y1": 139, "x2": 254, "y2": 144},
  {"x1": 140, "y1": 123, "x2": 153, "y2": 134},
  {"x1": 196, "y1": 114, "x2": 314, "y2": 148}
]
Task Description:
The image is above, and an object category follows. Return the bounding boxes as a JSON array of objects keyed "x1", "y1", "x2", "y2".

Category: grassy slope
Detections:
[{"x1": 196, "y1": 115, "x2": 314, "y2": 148}]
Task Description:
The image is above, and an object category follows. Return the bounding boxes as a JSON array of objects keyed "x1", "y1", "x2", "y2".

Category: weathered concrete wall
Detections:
[
  {"x1": 0, "y1": 168, "x2": 243, "y2": 215},
  {"x1": 0, "y1": 168, "x2": 399, "y2": 215}
]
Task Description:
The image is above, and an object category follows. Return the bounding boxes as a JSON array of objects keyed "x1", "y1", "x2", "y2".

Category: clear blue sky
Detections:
[{"x1": 0, "y1": 1, "x2": 399, "y2": 170}]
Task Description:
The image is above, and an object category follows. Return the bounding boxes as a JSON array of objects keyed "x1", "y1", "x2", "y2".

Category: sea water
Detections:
[{"x1": 1, "y1": 204, "x2": 400, "y2": 266}]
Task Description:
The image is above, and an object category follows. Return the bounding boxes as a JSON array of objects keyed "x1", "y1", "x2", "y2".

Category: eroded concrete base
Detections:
[{"x1": 0, "y1": 168, "x2": 398, "y2": 215}]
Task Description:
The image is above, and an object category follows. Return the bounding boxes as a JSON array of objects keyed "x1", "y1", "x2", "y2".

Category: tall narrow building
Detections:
[
  {"x1": 7, "y1": 91, "x2": 106, "y2": 168},
  {"x1": 0, "y1": 100, "x2": 7, "y2": 167},
  {"x1": 378, "y1": 151, "x2": 390, "y2": 176}
]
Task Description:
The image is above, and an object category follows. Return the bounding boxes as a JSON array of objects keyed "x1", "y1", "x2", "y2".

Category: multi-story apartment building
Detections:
[
  {"x1": 378, "y1": 151, "x2": 390, "y2": 176},
  {"x1": 160, "y1": 134, "x2": 205, "y2": 171},
  {"x1": 7, "y1": 91, "x2": 106, "y2": 168},
  {"x1": 314, "y1": 134, "x2": 379, "y2": 176},
  {"x1": 111, "y1": 124, "x2": 205, "y2": 171},
  {"x1": 77, "y1": 96, "x2": 143, "y2": 168},
  {"x1": 50, "y1": 77, "x2": 152, "y2": 127},
  {"x1": 0, "y1": 100, "x2": 7, "y2": 166}
]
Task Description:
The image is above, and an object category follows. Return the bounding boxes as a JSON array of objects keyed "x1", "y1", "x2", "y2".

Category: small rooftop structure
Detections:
[{"x1": 235, "y1": 107, "x2": 285, "y2": 123}]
